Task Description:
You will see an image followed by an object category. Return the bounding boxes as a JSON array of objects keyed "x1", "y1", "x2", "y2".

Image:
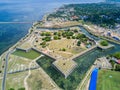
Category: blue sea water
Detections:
[{"x1": 0, "y1": 0, "x2": 103, "y2": 55}]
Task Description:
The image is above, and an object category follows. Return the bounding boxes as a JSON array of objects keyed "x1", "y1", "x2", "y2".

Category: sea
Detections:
[{"x1": 0, "y1": 0, "x2": 103, "y2": 55}]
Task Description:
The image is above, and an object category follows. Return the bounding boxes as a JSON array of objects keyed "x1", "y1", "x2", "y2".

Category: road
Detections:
[{"x1": 2, "y1": 50, "x2": 12, "y2": 90}]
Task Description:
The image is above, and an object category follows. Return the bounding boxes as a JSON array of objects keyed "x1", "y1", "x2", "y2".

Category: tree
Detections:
[
  {"x1": 67, "y1": 36, "x2": 71, "y2": 39},
  {"x1": 54, "y1": 32, "x2": 57, "y2": 35},
  {"x1": 62, "y1": 48, "x2": 66, "y2": 51},
  {"x1": 115, "y1": 64, "x2": 120, "y2": 71},
  {"x1": 45, "y1": 32, "x2": 51, "y2": 36},
  {"x1": 113, "y1": 52, "x2": 120, "y2": 59},
  {"x1": 73, "y1": 29, "x2": 78, "y2": 33},
  {"x1": 41, "y1": 32, "x2": 45, "y2": 36},
  {"x1": 43, "y1": 36, "x2": 51, "y2": 41},
  {"x1": 72, "y1": 36, "x2": 76, "y2": 39},
  {"x1": 18, "y1": 88, "x2": 25, "y2": 90},
  {"x1": 40, "y1": 42, "x2": 46, "y2": 46},
  {"x1": 54, "y1": 36, "x2": 59, "y2": 40},
  {"x1": 100, "y1": 40, "x2": 108, "y2": 46},
  {"x1": 8, "y1": 88, "x2": 15, "y2": 90},
  {"x1": 77, "y1": 41, "x2": 81, "y2": 46}
]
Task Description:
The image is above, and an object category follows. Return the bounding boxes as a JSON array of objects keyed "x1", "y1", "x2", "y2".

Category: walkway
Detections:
[{"x1": 24, "y1": 55, "x2": 42, "y2": 90}]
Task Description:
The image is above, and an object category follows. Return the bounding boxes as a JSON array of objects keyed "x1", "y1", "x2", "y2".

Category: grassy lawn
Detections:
[
  {"x1": 48, "y1": 39, "x2": 86, "y2": 58},
  {"x1": 97, "y1": 70, "x2": 120, "y2": 90},
  {"x1": 12, "y1": 49, "x2": 40, "y2": 59},
  {"x1": 27, "y1": 69, "x2": 55, "y2": 90},
  {"x1": 6, "y1": 72, "x2": 27, "y2": 90},
  {"x1": 7, "y1": 54, "x2": 31, "y2": 72}
]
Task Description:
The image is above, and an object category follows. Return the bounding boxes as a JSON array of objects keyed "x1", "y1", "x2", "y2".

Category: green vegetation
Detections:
[
  {"x1": 8, "y1": 88, "x2": 15, "y2": 90},
  {"x1": 97, "y1": 70, "x2": 120, "y2": 90},
  {"x1": 109, "y1": 60, "x2": 116, "y2": 68},
  {"x1": 100, "y1": 40, "x2": 109, "y2": 46},
  {"x1": 54, "y1": 35, "x2": 60, "y2": 40},
  {"x1": 113, "y1": 52, "x2": 120, "y2": 59},
  {"x1": 115, "y1": 64, "x2": 120, "y2": 71},
  {"x1": 13, "y1": 49, "x2": 40, "y2": 59},
  {"x1": 27, "y1": 69, "x2": 45, "y2": 90},
  {"x1": 41, "y1": 32, "x2": 51, "y2": 36},
  {"x1": 18, "y1": 88, "x2": 25, "y2": 90},
  {"x1": 48, "y1": 4, "x2": 120, "y2": 28},
  {"x1": 62, "y1": 48, "x2": 66, "y2": 51},
  {"x1": 6, "y1": 72, "x2": 28, "y2": 90},
  {"x1": 77, "y1": 40, "x2": 81, "y2": 46},
  {"x1": 40, "y1": 41, "x2": 47, "y2": 48},
  {"x1": 36, "y1": 52, "x2": 96, "y2": 90},
  {"x1": 42, "y1": 36, "x2": 51, "y2": 41}
]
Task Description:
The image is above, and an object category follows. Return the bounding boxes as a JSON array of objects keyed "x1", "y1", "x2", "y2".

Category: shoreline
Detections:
[
  {"x1": 1, "y1": 4, "x2": 120, "y2": 90},
  {"x1": 0, "y1": 21, "x2": 37, "y2": 62}
]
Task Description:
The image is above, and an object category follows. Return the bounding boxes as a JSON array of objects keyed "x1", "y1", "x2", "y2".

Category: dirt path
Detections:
[
  {"x1": 24, "y1": 55, "x2": 42, "y2": 90},
  {"x1": 24, "y1": 60, "x2": 34, "y2": 90}
]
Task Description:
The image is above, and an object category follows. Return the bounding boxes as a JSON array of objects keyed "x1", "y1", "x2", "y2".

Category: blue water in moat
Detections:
[
  {"x1": 89, "y1": 68, "x2": 98, "y2": 90},
  {"x1": 0, "y1": 0, "x2": 103, "y2": 55}
]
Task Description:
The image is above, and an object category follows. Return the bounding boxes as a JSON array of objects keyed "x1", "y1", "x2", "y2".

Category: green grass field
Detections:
[
  {"x1": 97, "y1": 70, "x2": 120, "y2": 90},
  {"x1": 13, "y1": 49, "x2": 40, "y2": 59}
]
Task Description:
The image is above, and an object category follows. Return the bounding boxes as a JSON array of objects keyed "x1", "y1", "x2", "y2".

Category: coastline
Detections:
[
  {"x1": 0, "y1": 21, "x2": 37, "y2": 60},
  {"x1": 1, "y1": 4, "x2": 120, "y2": 90}
]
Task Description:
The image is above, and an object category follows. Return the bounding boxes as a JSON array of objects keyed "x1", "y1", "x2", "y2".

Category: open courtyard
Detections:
[{"x1": 12, "y1": 49, "x2": 41, "y2": 60}]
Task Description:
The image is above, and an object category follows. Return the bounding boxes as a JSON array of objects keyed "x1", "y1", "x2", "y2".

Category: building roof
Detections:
[{"x1": 117, "y1": 60, "x2": 120, "y2": 64}]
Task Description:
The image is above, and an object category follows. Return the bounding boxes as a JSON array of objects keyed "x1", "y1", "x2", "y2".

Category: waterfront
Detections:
[{"x1": 0, "y1": 0, "x2": 103, "y2": 55}]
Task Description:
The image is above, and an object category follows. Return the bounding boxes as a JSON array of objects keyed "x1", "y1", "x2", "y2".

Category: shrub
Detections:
[
  {"x1": 41, "y1": 32, "x2": 45, "y2": 36},
  {"x1": 18, "y1": 88, "x2": 25, "y2": 90},
  {"x1": 72, "y1": 36, "x2": 76, "y2": 39},
  {"x1": 54, "y1": 36, "x2": 59, "y2": 40},
  {"x1": 43, "y1": 37, "x2": 51, "y2": 41},
  {"x1": 40, "y1": 42, "x2": 46, "y2": 46},
  {"x1": 113, "y1": 52, "x2": 120, "y2": 59},
  {"x1": 8, "y1": 88, "x2": 15, "y2": 90},
  {"x1": 62, "y1": 48, "x2": 66, "y2": 51},
  {"x1": 100, "y1": 40, "x2": 108, "y2": 46},
  {"x1": 77, "y1": 41, "x2": 81, "y2": 46},
  {"x1": 115, "y1": 64, "x2": 120, "y2": 71},
  {"x1": 67, "y1": 36, "x2": 71, "y2": 39}
]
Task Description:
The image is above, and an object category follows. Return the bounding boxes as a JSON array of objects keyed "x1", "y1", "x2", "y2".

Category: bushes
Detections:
[
  {"x1": 40, "y1": 42, "x2": 47, "y2": 48},
  {"x1": 77, "y1": 41, "x2": 81, "y2": 46},
  {"x1": 42, "y1": 36, "x2": 51, "y2": 41},
  {"x1": 100, "y1": 40, "x2": 108, "y2": 46},
  {"x1": 41, "y1": 32, "x2": 51, "y2": 36},
  {"x1": 109, "y1": 60, "x2": 116, "y2": 68},
  {"x1": 115, "y1": 64, "x2": 120, "y2": 71},
  {"x1": 54, "y1": 35, "x2": 61, "y2": 40},
  {"x1": 113, "y1": 52, "x2": 120, "y2": 59},
  {"x1": 8, "y1": 88, "x2": 15, "y2": 90},
  {"x1": 60, "y1": 48, "x2": 66, "y2": 51},
  {"x1": 18, "y1": 88, "x2": 25, "y2": 90}
]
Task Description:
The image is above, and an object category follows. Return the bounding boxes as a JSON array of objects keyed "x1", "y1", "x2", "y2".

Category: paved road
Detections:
[{"x1": 2, "y1": 50, "x2": 12, "y2": 90}]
